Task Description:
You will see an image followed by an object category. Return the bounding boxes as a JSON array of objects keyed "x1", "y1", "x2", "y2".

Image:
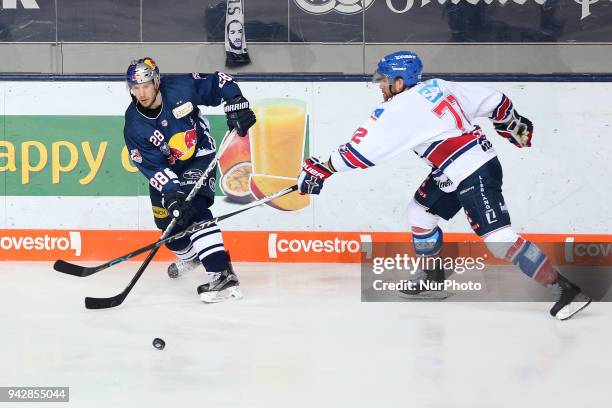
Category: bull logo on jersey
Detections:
[
  {"x1": 294, "y1": 0, "x2": 375, "y2": 15},
  {"x1": 168, "y1": 128, "x2": 198, "y2": 163}
]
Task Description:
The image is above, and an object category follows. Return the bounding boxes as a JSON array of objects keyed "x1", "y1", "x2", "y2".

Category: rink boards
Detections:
[{"x1": 1, "y1": 80, "x2": 610, "y2": 261}]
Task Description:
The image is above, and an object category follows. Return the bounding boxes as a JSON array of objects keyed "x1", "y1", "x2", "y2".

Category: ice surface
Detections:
[{"x1": 0, "y1": 261, "x2": 609, "y2": 408}]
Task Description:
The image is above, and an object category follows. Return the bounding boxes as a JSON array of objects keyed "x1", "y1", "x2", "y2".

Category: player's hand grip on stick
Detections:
[
  {"x1": 493, "y1": 110, "x2": 533, "y2": 148},
  {"x1": 164, "y1": 190, "x2": 197, "y2": 228},
  {"x1": 224, "y1": 95, "x2": 256, "y2": 136},
  {"x1": 82, "y1": 185, "x2": 298, "y2": 310},
  {"x1": 297, "y1": 157, "x2": 334, "y2": 195}
]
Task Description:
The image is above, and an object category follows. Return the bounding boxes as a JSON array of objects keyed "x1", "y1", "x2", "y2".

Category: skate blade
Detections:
[
  {"x1": 397, "y1": 290, "x2": 452, "y2": 300},
  {"x1": 556, "y1": 298, "x2": 592, "y2": 321},
  {"x1": 200, "y1": 286, "x2": 243, "y2": 303}
]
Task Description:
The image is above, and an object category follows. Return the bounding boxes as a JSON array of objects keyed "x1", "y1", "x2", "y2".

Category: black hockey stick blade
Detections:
[
  {"x1": 84, "y1": 294, "x2": 124, "y2": 310},
  {"x1": 84, "y1": 247, "x2": 160, "y2": 310},
  {"x1": 53, "y1": 242, "x2": 158, "y2": 277},
  {"x1": 54, "y1": 260, "x2": 107, "y2": 277}
]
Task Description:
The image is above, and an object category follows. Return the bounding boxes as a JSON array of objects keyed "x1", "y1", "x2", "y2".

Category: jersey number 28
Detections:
[{"x1": 150, "y1": 169, "x2": 174, "y2": 192}]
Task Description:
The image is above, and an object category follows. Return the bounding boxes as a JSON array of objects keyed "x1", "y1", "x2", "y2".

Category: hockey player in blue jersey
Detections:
[{"x1": 124, "y1": 57, "x2": 255, "y2": 303}]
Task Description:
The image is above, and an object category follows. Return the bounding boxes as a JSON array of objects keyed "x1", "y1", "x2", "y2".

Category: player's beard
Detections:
[
  {"x1": 138, "y1": 88, "x2": 161, "y2": 109},
  {"x1": 382, "y1": 86, "x2": 393, "y2": 101}
]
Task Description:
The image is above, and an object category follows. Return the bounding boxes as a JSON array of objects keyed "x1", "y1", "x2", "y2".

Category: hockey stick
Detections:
[
  {"x1": 54, "y1": 129, "x2": 237, "y2": 277},
  {"x1": 83, "y1": 185, "x2": 297, "y2": 309}
]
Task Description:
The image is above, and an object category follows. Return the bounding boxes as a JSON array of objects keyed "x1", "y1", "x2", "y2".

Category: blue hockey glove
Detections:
[
  {"x1": 298, "y1": 157, "x2": 334, "y2": 195},
  {"x1": 224, "y1": 96, "x2": 256, "y2": 137}
]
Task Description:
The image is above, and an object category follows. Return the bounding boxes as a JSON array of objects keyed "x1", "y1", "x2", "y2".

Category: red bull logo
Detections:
[
  {"x1": 184, "y1": 128, "x2": 197, "y2": 149},
  {"x1": 168, "y1": 127, "x2": 198, "y2": 162}
]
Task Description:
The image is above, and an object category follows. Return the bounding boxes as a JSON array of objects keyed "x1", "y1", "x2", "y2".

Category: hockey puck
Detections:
[{"x1": 152, "y1": 338, "x2": 165, "y2": 350}]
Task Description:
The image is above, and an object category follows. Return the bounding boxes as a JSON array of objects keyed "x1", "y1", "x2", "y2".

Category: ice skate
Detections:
[
  {"x1": 550, "y1": 274, "x2": 591, "y2": 320},
  {"x1": 167, "y1": 257, "x2": 200, "y2": 279},
  {"x1": 197, "y1": 261, "x2": 243, "y2": 303},
  {"x1": 398, "y1": 267, "x2": 451, "y2": 300}
]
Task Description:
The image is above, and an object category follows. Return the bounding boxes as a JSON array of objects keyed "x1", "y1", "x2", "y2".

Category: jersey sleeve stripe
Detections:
[
  {"x1": 339, "y1": 153, "x2": 358, "y2": 169},
  {"x1": 492, "y1": 95, "x2": 512, "y2": 122},
  {"x1": 345, "y1": 143, "x2": 375, "y2": 167},
  {"x1": 341, "y1": 147, "x2": 369, "y2": 169}
]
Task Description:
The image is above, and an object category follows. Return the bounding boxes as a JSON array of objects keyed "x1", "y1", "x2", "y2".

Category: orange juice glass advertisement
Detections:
[
  {"x1": 250, "y1": 98, "x2": 307, "y2": 177},
  {"x1": 249, "y1": 98, "x2": 309, "y2": 211}
]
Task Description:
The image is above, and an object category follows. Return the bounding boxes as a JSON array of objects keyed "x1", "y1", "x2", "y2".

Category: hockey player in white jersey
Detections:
[{"x1": 297, "y1": 51, "x2": 591, "y2": 320}]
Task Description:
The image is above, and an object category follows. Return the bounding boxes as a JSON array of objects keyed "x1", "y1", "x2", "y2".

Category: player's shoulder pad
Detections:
[
  {"x1": 191, "y1": 72, "x2": 232, "y2": 81},
  {"x1": 414, "y1": 77, "x2": 447, "y2": 92},
  {"x1": 191, "y1": 72, "x2": 210, "y2": 80},
  {"x1": 159, "y1": 74, "x2": 196, "y2": 101},
  {"x1": 413, "y1": 77, "x2": 447, "y2": 104},
  {"x1": 159, "y1": 74, "x2": 194, "y2": 90}
]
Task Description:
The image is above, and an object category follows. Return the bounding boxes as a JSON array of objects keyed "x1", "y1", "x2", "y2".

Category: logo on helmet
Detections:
[
  {"x1": 126, "y1": 57, "x2": 160, "y2": 87},
  {"x1": 143, "y1": 58, "x2": 157, "y2": 69},
  {"x1": 293, "y1": 0, "x2": 375, "y2": 15}
]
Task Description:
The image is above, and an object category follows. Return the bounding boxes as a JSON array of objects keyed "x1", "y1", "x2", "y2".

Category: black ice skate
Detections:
[
  {"x1": 167, "y1": 257, "x2": 200, "y2": 279},
  {"x1": 398, "y1": 267, "x2": 451, "y2": 300},
  {"x1": 550, "y1": 274, "x2": 591, "y2": 320},
  {"x1": 197, "y1": 259, "x2": 243, "y2": 303}
]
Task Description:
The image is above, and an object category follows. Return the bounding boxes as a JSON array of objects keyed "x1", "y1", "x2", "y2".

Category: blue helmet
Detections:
[
  {"x1": 374, "y1": 51, "x2": 423, "y2": 87},
  {"x1": 126, "y1": 57, "x2": 160, "y2": 88}
]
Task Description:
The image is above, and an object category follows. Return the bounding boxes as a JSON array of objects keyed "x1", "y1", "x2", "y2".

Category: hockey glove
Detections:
[
  {"x1": 224, "y1": 95, "x2": 256, "y2": 137},
  {"x1": 493, "y1": 110, "x2": 533, "y2": 148},
  {"x1": 298, "y1": 157, "x2": 334, "y2": 195},
  {"x1": 164, "y1": 190, "x2": 197, "y2": 228}
]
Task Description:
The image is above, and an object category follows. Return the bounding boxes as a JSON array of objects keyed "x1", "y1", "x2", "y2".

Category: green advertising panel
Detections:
[{"x1": 0, "y1": 115, "x2": 227, "y2": 196}]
